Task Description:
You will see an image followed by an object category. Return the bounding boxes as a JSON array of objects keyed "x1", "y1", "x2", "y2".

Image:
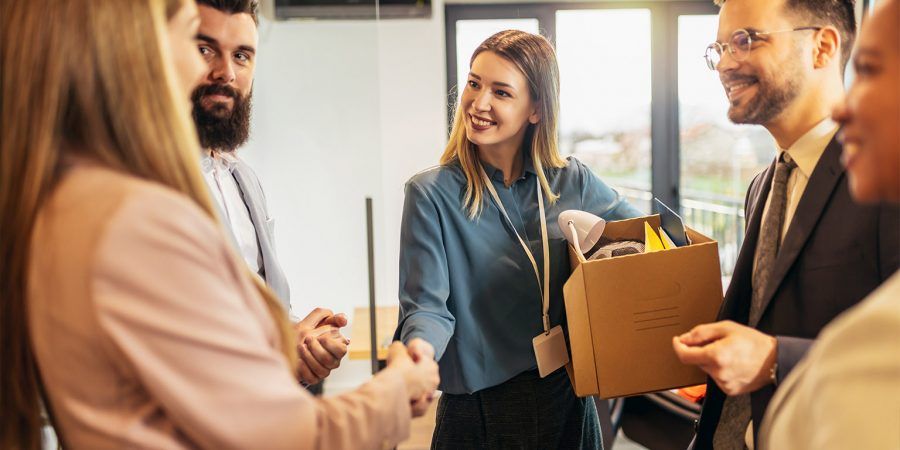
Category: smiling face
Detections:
[
  {"x1": 715, "y1": 0, "x2": 811, "y2": 125},
  {"x1": 190, "y1": 4, "x2": 258, "y2": 151},
  {"x1": 461, "y1": 51, "x2": 539, "y2": 153},
  {"x1": 833, "y1": 0, "x2": 900, "y2": 203}
]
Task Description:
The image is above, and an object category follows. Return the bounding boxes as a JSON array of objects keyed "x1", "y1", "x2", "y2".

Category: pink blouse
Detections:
[{"x1": 28, "y1": 162, "x2": 410, "y2": 449}]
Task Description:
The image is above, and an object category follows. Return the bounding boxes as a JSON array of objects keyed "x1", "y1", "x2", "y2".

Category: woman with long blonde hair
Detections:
[
  {"x1": 395, "y1": 30, "x2": 642, "y2": 448},
  {"x1": 0, "y1": 0, "x2": 437, "y2": 448}
]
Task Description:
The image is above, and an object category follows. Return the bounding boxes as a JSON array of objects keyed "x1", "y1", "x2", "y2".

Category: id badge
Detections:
[{"x1": 532, "y1": 325, "x2": 569, "y2": 378}]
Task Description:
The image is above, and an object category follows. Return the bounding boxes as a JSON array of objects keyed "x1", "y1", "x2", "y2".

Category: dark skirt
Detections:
[{"x1": 431, "y1": 368, "x2": 603, "y2": 450}]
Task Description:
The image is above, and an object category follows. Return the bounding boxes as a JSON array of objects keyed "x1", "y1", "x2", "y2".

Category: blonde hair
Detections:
[
  {"x1": 0, "y1": 1, "x2": 296, "y2": 448},
  {"x1": 440, "y1": 30, "x2": 566, "y2": 219}
]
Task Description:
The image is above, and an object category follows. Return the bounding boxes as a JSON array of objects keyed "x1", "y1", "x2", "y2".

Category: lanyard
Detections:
[{"x1": 479, "y1": 165, "x2": 551, "y2": 334}]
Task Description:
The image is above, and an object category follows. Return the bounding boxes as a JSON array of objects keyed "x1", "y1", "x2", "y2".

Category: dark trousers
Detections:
[{"x1": 432, "y1": 368, "x2": 603, "y2": 450}]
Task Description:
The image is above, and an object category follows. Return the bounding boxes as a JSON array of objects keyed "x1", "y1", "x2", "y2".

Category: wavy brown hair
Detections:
[
  {"x1": 440, "y1": 30, "x2": 566, "y2": 219},
  {"x1": 0, "y1": 1, "x2": 296, "y2": 448}
]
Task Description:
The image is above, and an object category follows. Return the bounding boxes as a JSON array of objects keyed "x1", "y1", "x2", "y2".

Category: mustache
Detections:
[
  {"x1": 191, "y1": 83, "x2": 241, "y2": 102},
  {"x1": 720, "y1": 72, "x2": 759, "y2": 84}
]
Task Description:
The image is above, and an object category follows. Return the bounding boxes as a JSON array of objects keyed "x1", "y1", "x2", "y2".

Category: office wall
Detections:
[{"x1": 242, "y1": 4, "x2": 448, "y2": 392}]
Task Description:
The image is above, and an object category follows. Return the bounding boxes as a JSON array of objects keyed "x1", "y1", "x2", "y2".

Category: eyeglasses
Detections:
[{"x1": 704, "y1": 27, "x2": 821, "y2": 70}]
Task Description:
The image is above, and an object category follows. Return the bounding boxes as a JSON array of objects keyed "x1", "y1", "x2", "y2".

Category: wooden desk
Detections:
[{"x1": 349, "y1": 306, "x2": 399, "y2": 361}]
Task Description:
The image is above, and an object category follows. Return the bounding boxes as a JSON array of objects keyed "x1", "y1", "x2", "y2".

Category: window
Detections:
[{"x1": 557, "y1": 9, "x2": 652, "y2": 212}]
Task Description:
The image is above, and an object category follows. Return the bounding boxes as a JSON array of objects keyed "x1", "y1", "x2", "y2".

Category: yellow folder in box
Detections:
[
  {"x1": 644, "y1": 221, "x2": 666, "y2": 252},
  {"x1": 659, "y1": 227, "x2": 678, "y2": 250}
]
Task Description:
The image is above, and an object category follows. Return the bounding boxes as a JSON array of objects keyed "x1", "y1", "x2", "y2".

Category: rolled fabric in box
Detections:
[{"x1": 587, "y1": 238, "x2": 645, "y2": 260}]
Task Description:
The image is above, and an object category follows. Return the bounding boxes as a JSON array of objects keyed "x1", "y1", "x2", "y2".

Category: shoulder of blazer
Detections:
[
  {"x1": 743, "y1": 163, "x2": 773, "y2": 229},
  {"x1": 746, "y1": 168, "x2": 768, "y2": 210}
]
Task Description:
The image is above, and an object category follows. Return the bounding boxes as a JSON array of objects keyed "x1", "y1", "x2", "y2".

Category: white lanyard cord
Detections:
[{"x1": 479, "y1": 165, "x2": 551, "y2": 334}]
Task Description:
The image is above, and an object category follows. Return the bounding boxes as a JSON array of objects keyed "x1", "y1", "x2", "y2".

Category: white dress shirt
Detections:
[
  {"x1": 761, "y1": 118, "x2": 840, "y2": 241},
  {"x1": 201, "y1": 151, "x2": 263, "y2": 274}
]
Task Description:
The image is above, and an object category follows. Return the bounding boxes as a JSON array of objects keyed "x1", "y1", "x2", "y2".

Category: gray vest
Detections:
[{"x1": 214, "y1": 158, "x2": 291, "y2": 312}]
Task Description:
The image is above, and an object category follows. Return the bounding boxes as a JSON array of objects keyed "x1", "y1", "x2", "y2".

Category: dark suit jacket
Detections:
[{"x1": 692, "y1": 136, "x2": 900, "y2": 449}]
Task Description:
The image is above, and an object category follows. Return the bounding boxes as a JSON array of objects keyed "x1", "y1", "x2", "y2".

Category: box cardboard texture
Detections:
[{"x1": 563, "y1": 215, "x2": 723, "y2": 399}]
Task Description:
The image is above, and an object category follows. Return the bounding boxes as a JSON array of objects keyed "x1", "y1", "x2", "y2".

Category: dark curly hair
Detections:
[{"x1": 196, "y1": 0, "x2": 259, "y2": 25}]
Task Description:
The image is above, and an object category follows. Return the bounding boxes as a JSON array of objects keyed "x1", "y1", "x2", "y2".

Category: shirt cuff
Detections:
[{"x1": 774, "y1": 335, "x2": 813, "y2": 384}]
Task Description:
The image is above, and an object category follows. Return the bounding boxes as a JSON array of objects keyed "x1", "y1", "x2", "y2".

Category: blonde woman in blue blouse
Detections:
[{"x1": 395, "y1": 30, "x2": 643, "y2": 449}]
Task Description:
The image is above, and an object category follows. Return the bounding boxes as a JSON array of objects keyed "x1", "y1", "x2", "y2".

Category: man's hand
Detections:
[
  {"x1": 672, "y1": 320, "x2": 777, "y2": 396},
  {"x1": 294, "y1": 308, "x2": 350, "y2": 385}
]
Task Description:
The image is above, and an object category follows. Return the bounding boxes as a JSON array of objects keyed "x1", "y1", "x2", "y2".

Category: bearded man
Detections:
[
  {"x1": 672, "y1": 0, "x2": 899, "y2": 448},
  {"x1": 192, "y1": 0, "x2": 350, "y2": 387}
]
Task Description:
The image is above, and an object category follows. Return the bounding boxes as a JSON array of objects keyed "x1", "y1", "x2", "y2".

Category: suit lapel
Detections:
[
  {"x1": 720, "y1": 160, "x2": 775, "y2": 322},
  {"x1": 229, "y1": 161, "x2": 291, "y2": 303},
  {"x1": 230, "y1": 164, "x2": 271, "y2": 271},
  {"x1": 750, "y1": 136, "x2": 845, "y2": 327}
]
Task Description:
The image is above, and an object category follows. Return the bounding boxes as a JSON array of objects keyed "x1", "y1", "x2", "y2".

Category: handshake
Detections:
[
  {"x1": 293, "y1": 309, "x2": 439, "y2": 418},
  {"x1": 386, "y1": 338, "x2": 440, "y2": 417}
]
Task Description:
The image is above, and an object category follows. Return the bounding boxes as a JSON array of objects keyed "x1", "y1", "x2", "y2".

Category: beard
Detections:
[
  {"x1": 191, "y1": 83, "x2": 252, "y2": 153},
  {"x1": 725, "y1": 62, "x2": 801, "y2": 125}
]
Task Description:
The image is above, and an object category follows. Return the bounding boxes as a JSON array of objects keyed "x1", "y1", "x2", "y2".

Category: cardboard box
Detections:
[{"x1": 563, "y1": 214, "x2": 723, "y2": 399}]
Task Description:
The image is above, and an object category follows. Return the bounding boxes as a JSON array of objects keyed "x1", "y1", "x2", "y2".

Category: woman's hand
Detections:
[
  {"x1": 386, "y1": 341, "x2": 439, "y2": 417},
  {"x1": 406, "y1": 337, "x2": 435, "y2": 362}
]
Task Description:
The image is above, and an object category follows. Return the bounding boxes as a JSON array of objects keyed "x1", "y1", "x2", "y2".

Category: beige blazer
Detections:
[
  {"x1": 759, "y1": 272, "x2": 900, "y2": 449},
  {"x1": 28, "y1": 162, "x2": 410, "y2": 449}
]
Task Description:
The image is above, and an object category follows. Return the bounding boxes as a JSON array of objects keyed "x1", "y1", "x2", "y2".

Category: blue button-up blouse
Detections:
[{"x1": 396, "y1": 156, "x2": 644, "y2": 394}]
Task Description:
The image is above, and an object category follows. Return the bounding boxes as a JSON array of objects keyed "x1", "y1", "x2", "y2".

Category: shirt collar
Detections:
[
  {"x1": 201, "y1": 149, "x2": 238, "y2": 173},
  {"x1": 776, "y1": 117, "x2": 839, "y2": 178},
  {"x1": 481, "y1": 152, "x2": 538, "y2": 183}
]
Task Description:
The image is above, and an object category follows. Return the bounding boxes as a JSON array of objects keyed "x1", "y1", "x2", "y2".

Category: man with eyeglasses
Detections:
[{"x1": 672, "y1": 0, "x2": 899, "y2": 448}]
